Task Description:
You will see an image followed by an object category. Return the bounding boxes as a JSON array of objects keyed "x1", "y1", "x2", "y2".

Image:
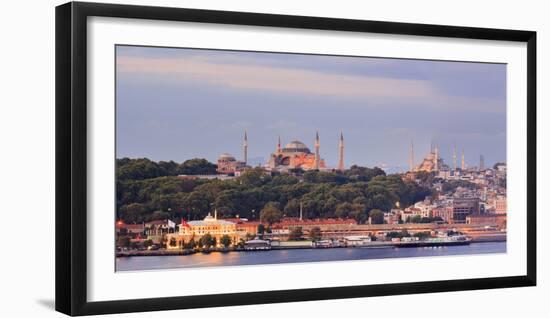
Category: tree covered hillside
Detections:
[{"x1": 116, "y1": 158, "x2": 432, "y2": 224}]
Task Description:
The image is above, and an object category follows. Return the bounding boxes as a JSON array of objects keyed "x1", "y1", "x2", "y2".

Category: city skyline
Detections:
[{"x1": 116, "y1": 45, "x2": 506, "y2": 169}]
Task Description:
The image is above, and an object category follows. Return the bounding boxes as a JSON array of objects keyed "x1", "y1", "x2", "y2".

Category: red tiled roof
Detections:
[{"x1": 272, "y1": 218, "x2": 357, "y2": 228}]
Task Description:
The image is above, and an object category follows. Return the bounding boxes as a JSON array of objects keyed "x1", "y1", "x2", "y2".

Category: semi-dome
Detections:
[{"x1": 282, "y1": 140, "x2": 311, "y2": 153}]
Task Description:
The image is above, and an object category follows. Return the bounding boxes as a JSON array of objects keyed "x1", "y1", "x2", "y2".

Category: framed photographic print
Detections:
[{"x1": 55, "y1": 1, "x2": 536, "y2": 316}]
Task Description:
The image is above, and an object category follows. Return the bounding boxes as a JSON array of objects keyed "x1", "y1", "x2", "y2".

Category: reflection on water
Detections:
[{"x1": 116, "y1": 242, "x2": 506, "y2": 272}]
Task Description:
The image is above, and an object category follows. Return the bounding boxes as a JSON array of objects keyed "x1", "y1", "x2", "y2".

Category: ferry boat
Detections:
[
  {"x1": 244, "y1": 238, "x2": 272, "y2": 251},
  {"x1": 395, "y1": 235, "x2": 472, "y2": 248}
]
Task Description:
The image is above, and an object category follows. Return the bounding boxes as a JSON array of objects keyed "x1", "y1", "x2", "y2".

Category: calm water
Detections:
[{"x1": 116, "y1": 242, "x2": 506, "y2": 271}]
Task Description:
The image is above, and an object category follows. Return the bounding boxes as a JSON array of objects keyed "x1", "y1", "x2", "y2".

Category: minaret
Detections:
[
  {"x1": 314, "y1": 131, "x2": 320, "y2": 170},
  {"x1": 479, "y1": 155, "x2": 485, "y2": 171},
  {"x1": 299, "y1": 202, "x2": 303, "y2": 220},
  {"x1": 461, "y1": 149, "x2": 465, "y2": 170},
  {"x1": 214, "y1": 208, "x2": 218, "y2": 220},
  {"x1": 243, "y1": 130, "x2": 248, "y2": 165},
  {"x1": 434, "y1": 144, "x2": 439, "y2": 171},
  {"x1": 338, "y1": 131, "x2": 345, "y2": 171},
  {"x1": 409, "y1": 141, "x2": 415, "y2": 172},
  {"x1": 277, "y1": 135, "x2": 281, "y2": 153},
  {"x1": 452, "y1": 144, "x2": 457, "y2": 170}
]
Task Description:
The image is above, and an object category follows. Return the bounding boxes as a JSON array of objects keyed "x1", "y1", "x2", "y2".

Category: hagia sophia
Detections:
[{"x1": 216, "y1": 131, "x2": 345, "y2": 174}]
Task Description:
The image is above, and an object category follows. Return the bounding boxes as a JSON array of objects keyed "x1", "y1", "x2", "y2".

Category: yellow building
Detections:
[{"x1": 167, "y1": 211, "x2": 239, "y2": 249}]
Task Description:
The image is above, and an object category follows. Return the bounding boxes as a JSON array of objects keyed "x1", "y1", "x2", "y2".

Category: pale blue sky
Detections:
[{"x1": 116, "y1": 45, "x2": 506, "y2": 170}]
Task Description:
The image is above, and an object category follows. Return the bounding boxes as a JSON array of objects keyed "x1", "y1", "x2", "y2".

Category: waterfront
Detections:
[{"x1": 116, "y1": 241, "x2": 505, "y2": 271}]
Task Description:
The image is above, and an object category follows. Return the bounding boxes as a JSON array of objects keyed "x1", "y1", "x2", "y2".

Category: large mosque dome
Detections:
[{"x1": 282, "y1": 140, "x2": 311, "y2": 153}]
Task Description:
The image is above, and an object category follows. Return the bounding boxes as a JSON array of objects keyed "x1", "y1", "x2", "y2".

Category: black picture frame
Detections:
[{"x1": 55, "y1": 1, "x2": 537, "y2": 316}]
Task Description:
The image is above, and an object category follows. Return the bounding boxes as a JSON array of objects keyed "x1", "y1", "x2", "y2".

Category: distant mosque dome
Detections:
[
  {"x1": 203, "y1": 212, "x2": 216, "y2": 222},
  {"x1": 218, "y1": 153, "x2": 236, "y2": 161},
  {"x1": 282, "y1": 140, "x2": 311, "y2": 153}
]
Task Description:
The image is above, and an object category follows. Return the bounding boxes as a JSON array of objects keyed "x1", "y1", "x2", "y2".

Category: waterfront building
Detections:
[
  {"x1": 167, "y1": 211, "x2": 239, "y2": 249},
  {"x1": 384, "y1": 210, "x2": 401, "y2": 224},
  {"x1": 116, "y1": 222, "x2": 145, "y2": 236},
  {"x1": 223, "y1": 217, "x2": 261, "y2": 236},
  {"x1": 486, "y1": 196, "x2": 507, "y2": 214},
  {"x1": 145, "y1": 219, "x2": 176, "y2": 236},
  {"x1": 431, "y1": 205, "x2": 454, "y2": 223},
  {"x1": 452, "y1": 197, "x2": 480, "y2": 224},
  {"x1": 400, "y1": 207, "x2": 423, "y2": 222},
  {"x1": 413, "y1": 200, "x2": 436, "y2": 218}
]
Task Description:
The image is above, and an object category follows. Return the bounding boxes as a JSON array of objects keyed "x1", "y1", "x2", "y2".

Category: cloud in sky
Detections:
[
  {"x1": 115, "y1": 46, "x2": 506, "y2": 168},
  {"x1": 117, "y1": 55, "x2": 435, "y2": 99}
]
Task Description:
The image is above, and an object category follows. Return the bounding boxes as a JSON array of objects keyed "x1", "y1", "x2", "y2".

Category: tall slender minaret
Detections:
[
  {"x1": 243, "y1": 130, "x2": 248, "y2": 165},
  {"x1": 434, "y1": 144, "x2": 439, "y2": 171},
  {"x1": 409, "y1": 141, "x2": 415, "y2": 172},
  {"x1": 461, "y1": 149, "x2": 465, "y2": 170},
  {"x1": 338, "y1": 131, "x2": 345, "y2": 171},
  {"x1": 452, "y1": 144, "x2": 457, "y2": 170},
  {"x1": 479, "y1": 155, "x2": 485, "y2": 171},
  {"x1": 276, "y1": 135, "x2": 281, "y2": 153},
  {"x1": 314, "y1": 131, "x2": 320, "y2": 170}
]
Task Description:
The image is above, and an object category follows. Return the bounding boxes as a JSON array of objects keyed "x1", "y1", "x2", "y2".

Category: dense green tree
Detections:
[
  {"x1": 413, "y1": 231, "x2": 431, "y2": 239},
  {"x1": 386, "y1": 230, "x2": 410, "y2": 239},
  {"x1": 116, "y1": 158, "x2": 434, "y2": 225},
  {"x1": 185, "y1": 237, "x2": 197, "y2": 249},
  {"x1": 121, "y1": 203, "x2": 147, "y2": 223},
  {"x1": 283, "y1": 199, "x2": 301, "y2": 217},
  {"x1": 220, "y1": 235, "x2": 232, "y2": 248},
  {"x1": 169, "y1": 237, "x2": 177, "y2": 247},
  {"x1": 117, "y1": 158, "x2": 163, "y2": 181},
  {"x1": 179, "y1": 158, "x2": 217, "y2": 175},
  {"x1": 260, "y1": 202, "x2": 283, "y2": 225},
  {"x1": 143, "y1": 239, "x2": 153, "y2": 247},
  {"x1": 409, "y1": 215, "x2": 422, "y2": 223},
  {"x1": 199, "y1": 233, "x2": 215, "y2": 249},
  {"x1": 257, "y1": 224, "x2": 265, "y2": 235},
  {"x1": 116, "y1": 236, "x2": 130, "y2": 248},
  {"x1": 344, "y1": 165, "x2": 386, "y2": 182},
  {"x1": 238, "y1": 167, "x2": 272, "y2": 187},
  {"x1": 349, "y1": 203, "x2": 368, "y2": 223}
]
